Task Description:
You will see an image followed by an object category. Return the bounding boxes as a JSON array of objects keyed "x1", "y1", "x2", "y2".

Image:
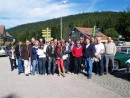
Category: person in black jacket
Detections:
[
  {"x1": 15, "y1": 41, "x2": 24, "y2": 74},
  {"x1": 84, "y1": 38, "x2": 95, "y2": 79},
  {"x1": 46, "y1": 40, "x2": 57, "y2": 75}
]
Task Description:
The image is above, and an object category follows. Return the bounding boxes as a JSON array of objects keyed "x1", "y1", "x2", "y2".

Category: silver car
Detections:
[{"x1": 0, "y1": 46, "x2": 8, "y2": 56}]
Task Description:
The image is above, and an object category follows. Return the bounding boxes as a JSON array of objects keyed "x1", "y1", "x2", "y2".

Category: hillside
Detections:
[{"x1": 7, "y1": 11, "x2": 127, "y2": 42}]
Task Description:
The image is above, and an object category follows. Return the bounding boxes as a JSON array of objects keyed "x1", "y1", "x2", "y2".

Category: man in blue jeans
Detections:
[
  {"x1": 46, "y1": 40, "x2": 57, "y2": 75},
  {"x1": 15, "y1": 41, "x2": 24, "y2": 75},
  {"x1": 84, "y1": 38, "x2": 95, "y2": 79},
  {"x1": 94, "y1": 37, "x2": 105, "y2": 76},
  {"x1": 32, "y1": 40, "x2": 39, "y2": 75}
]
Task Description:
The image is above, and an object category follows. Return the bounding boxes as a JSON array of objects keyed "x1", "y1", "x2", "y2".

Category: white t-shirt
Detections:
[
  {"x1": 95, "y1": 43, "x2": 104, "y2": 55},
  {"x1": 37, "y1": 46, "x2": 47, "y2": 58}
]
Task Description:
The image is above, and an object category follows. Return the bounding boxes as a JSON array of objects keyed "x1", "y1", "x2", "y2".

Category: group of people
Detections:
[{"x1": 8, "y1": 36, "x2": 116, "y2": 79}]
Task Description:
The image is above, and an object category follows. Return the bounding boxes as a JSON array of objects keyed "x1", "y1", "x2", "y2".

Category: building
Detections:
[
  {"x1": 0, "y1": 25, "x2": 14, "y2": 46},
  {"x1": 69, "y1": 27, "x2": 108, "y2": 42}
]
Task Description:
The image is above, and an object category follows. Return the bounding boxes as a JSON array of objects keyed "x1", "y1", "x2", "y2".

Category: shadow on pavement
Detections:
[
  {"x1": 112, "y1": 70, "x2": 130, "y2": 81},
  {"x1": 3, "y1": 94, "x2": 18, "y2": 98}
]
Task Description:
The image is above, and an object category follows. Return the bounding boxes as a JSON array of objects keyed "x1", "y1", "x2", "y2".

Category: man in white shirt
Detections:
[{"x1": 94, "y1": 37, "x2": 105, "y2": 76}]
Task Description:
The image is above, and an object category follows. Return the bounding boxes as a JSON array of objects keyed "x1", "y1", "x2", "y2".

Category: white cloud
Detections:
[{"x1": 0, "y1": 0, "x2": 100, "y2": 29}]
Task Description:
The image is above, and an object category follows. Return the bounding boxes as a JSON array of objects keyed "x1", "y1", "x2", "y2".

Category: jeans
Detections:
[
  {"x1": 9, "y1": 58, "x2": 17, "y2": 70},
  {"x1": 48, "y1": 57, "x2": 56, "y2": 74},
  {"x1": 38, "y1": 58, "x2": 46, "y2": 75},
  {"x1": 17, "y1": 56, "x2": 24, "y2": 73},
  {"x1": 99, "y1": 54, "x2": 105, "y2": 74},
  {"x1": 32, "y1": 59, "x2": 38, "y2": 75},
  {"x1": 85, "y1": 57, "x2": 93, "y2": 77},
  {"x1": 105, "y1": 54, "x2": 115, "y2": 73},
  {"x1": 74, "y1": 57, "x2": 81, "y2": 74}
]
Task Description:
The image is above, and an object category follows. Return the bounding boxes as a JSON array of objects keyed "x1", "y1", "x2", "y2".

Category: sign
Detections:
[{"x1": 42, "y1": 27, "x2": 53, "y2": 41}]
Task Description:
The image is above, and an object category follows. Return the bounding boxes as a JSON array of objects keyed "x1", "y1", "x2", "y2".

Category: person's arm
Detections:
[
  {"x1": 113, "y1": 43, "x2": 117, "y2": 55},
  {"x1": 72, "y1": 46, "x2": 75, "y2": 57}
]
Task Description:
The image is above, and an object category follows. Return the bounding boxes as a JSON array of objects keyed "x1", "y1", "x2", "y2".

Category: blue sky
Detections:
[{"x1": 0, "y1": 0, "x2": 129, "y2": 29}]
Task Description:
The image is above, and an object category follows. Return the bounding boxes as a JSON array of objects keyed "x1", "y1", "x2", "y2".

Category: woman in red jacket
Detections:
[{"x1": 72, "y1": 40, "x2": 83, "y2": 74}]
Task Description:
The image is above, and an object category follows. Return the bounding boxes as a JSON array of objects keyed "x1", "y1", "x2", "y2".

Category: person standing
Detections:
[
  {"x1": 84, "y1": 38, "x2": 95, "y2": 79},
  {"x1": 94, "y1": 37, "x2": 105, "y2": 76},
  {"x1": 37, "y1": 43, "x2": 47, "y2": 75},
  {"x1": 56, "y1": 41, "x2": 66, "y2": 77},
  {"x1": 64, "y1": 41, "x2": 71, "y2": 73},
  {"x1": 105, "y1": 37, "x2": 116, "y2": 74},
  {"x1": 21, "y1": 40, "x2": 32, "y2": 76},
  {"x1": 15, "y1": 41, "x2": 24, "y2": 75},
  {"x1": 72, "y1": 40, "x2": 83, "y2": 75},
  {"x1": 90, "y1": 37, "x2": 96, "y2": 73},
  {"x1": 69, "y1": 40, "x2": 75, "y2": 73},
  {"x1": 46, "y1": 40, "x2": 57, "y2": 75},
  {"x1": 8, "y1": 46, "x2": 17, "y2": 71},
  {"x1": 32, "y1": 40, "x2": 39, "y2": 75}
]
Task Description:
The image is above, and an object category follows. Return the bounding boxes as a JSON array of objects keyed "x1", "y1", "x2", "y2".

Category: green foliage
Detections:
[
  {"x1": 105, "y1": 28, "x2": 119, "y2": 38},
  {"x1": 6, "y1": 11, "x2": 128, "y2": 42},
  {"x1": 116, "y1": 13, "x2": 130, "y2": 36}
]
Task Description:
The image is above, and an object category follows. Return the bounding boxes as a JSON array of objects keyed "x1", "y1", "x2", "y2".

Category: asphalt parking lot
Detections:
[{"x1": 0, "y1": 57, "x2": 129, "y2": 98}]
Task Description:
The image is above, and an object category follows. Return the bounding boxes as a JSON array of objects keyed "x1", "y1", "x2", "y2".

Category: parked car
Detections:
[
  {"x1": 114, "y1": 47, "x2": 130, "y2": 71},
  {"x1": 117, "y1": 41, "x2": 126, "y2": 46},
  {"x1": 0, "y1": 46, "x2": 8, "y2": 56}
]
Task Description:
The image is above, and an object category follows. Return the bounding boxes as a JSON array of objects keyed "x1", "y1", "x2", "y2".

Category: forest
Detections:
[{"x1": 7, "y1": 11, "x2": 130, "y2": 42}]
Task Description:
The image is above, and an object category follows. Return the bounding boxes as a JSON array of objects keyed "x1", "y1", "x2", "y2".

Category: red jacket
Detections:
[{"x1": 72, "y1": 45, "x2": 83, "y2": 57}]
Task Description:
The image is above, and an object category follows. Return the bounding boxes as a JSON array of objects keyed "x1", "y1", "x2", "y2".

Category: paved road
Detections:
[{"x1": 0, "y1": 57, "x2": 128, "y2": 98}]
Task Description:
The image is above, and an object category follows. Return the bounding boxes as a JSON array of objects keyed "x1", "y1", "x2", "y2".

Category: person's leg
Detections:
[
  {"x1": 85, "y1": 58, "x2": 88, "y2": 74},
  {"x1": 18, "y1": 56, "x2": 24, "y2": 73},
  {"x1": 24, "y1": 60, "x2": 29, "y2": 75},
  {"x1": 13, "y1": 59, "x2": 17, "y2": 69},
  {"x1": 9, "y1": 58, "x2": 14, "y2": 71},
  {"x1": 38, "y1": 58, "x2": 42, "y2": 75},
  {"x1": 28, "y1": 58, "x2": 32, "y2": 74},
  {"x1": 70, "y1": 53, "x2": 74, "y2": 73},
  {"x1": 94, "y1": 61, "x2": 99, "y2": 75},
  {"x1": 43, "y1": 58, "x2": 46, "y2": 75},
  {"x1": 52, "y1": 58, "x2": 56, "y2": 75},
  {"x1": 57, "y1": 59, "x2": 61, "y2": 76},
  {"x1": 110, "y1": 55, "x2": 115, "y2": 72},
  {"x1": 66, "y1": 57, "x2": 69, "y2": 72},
  {"x1": 87, "y1": 57, "x2": 93, "y2": 78},
  {"x1": 60, "y1": 58, "x2": 65, "y2": 77},
  {"x1": 48, "y1": 58, "x2": 52, "y2": 75},
  {"x1": 78, "y1": 57, "x2": 82, "y2": 74},
  {"x1": 32, "y1": 60, "x2": 36, "y2": 75},
  {"x1": 36, "y1": 59, "x2": 39, "y2": 74},
  {"x1": 64, "y1": 60, "x2": 67, "y2": 72},
  {"x1": 105, "y1": 55, "x2": 109, "y2": 74},
  {"x1": 74, "y1": 57, "x2": 78, "y2": 74},
  {"x1": 74, "y1": 58, "x2": 79, "y2": 74},
  {"x1": 99, "y1": 55, "x2": 104, "y2": 75}
]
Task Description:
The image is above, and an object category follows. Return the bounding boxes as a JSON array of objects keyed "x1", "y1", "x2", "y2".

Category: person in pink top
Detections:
[{"x1": 72, "y1": 40, "x2": 83, "y2": 74}]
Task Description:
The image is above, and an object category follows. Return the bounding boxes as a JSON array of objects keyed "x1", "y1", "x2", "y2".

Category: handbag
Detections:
[{"x1": 62, "y1": 55, "x2": 67, "y2": 60}]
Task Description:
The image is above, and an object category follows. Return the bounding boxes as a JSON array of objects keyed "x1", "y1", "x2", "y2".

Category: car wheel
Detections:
[{"x1": 114, "y1": 60, "x2": 119, "y2": 71}]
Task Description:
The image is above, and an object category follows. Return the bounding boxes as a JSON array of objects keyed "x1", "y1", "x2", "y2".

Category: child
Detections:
[{"x1": 8, "y1": 46, "x2": 17, "y2": 71}]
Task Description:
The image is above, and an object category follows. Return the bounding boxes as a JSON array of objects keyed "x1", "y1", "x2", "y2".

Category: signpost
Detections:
[{"x1": 42, "y1": 27, "x2": 53, "y2": 41}]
